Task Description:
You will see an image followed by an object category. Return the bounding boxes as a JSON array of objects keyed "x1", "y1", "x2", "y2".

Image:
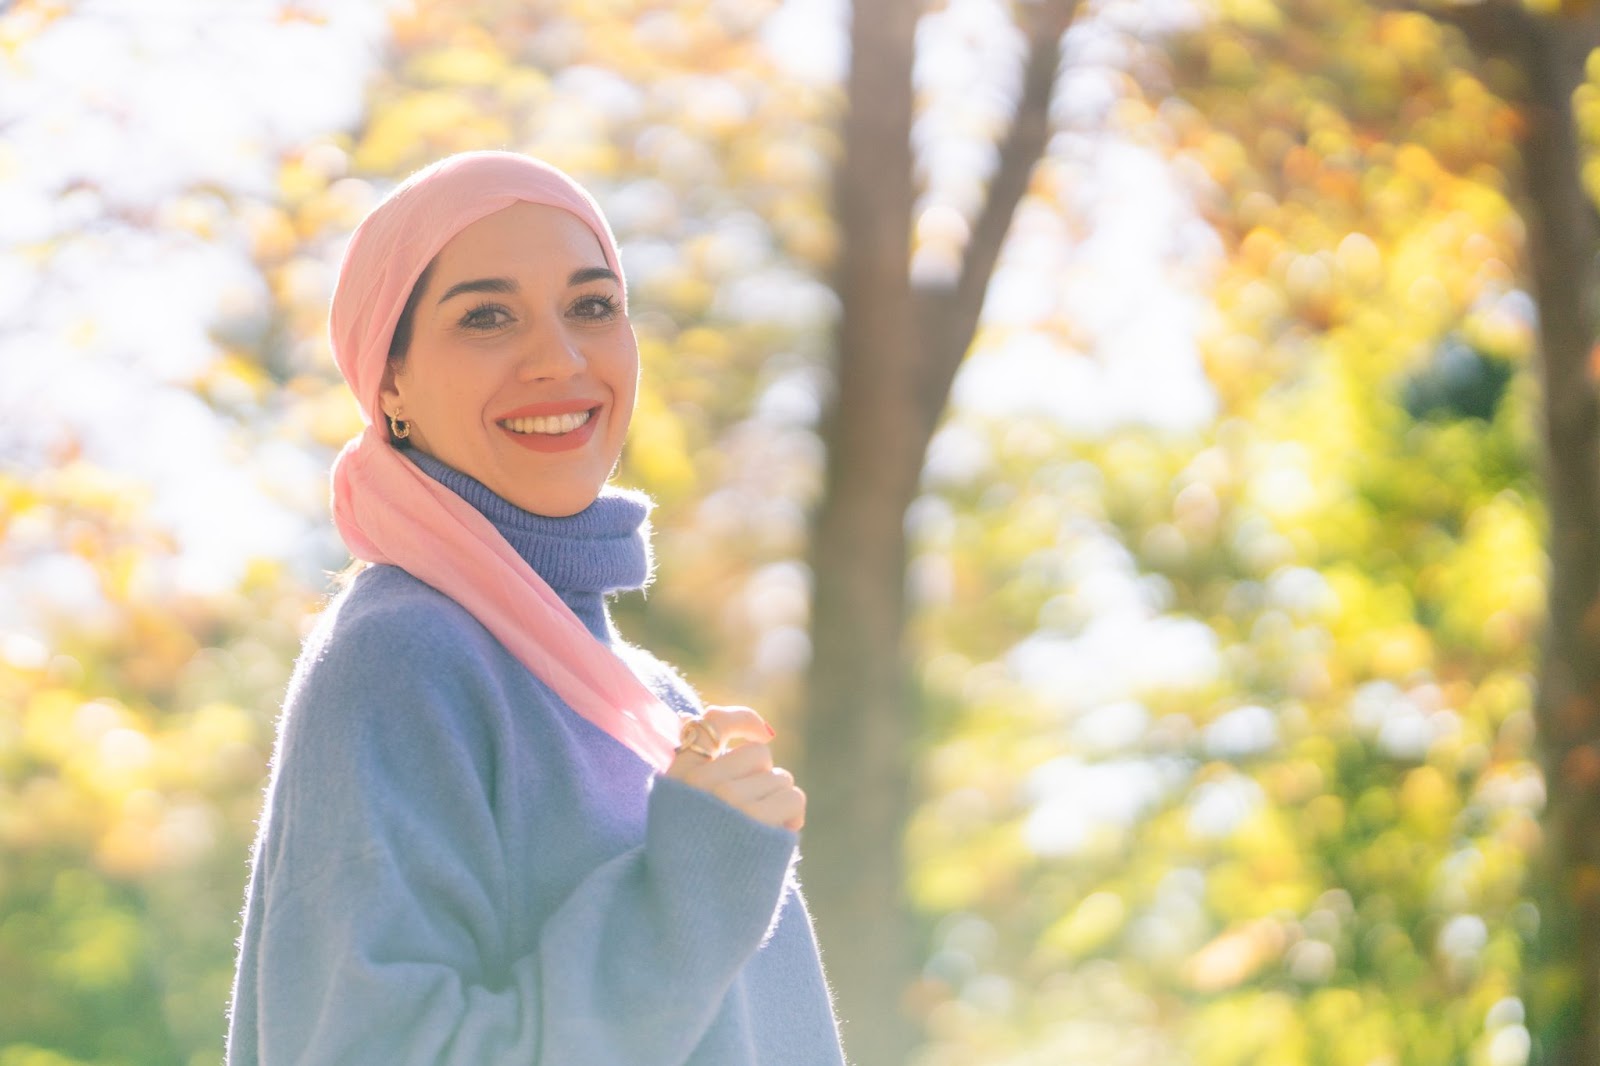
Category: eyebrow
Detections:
[
  {"x1": 568, "y1": 266, "x2": 619, "y2": 287},
  {"x1": 437, "y1": 277, "x2": 515, "y2": 304},
  {"x1": 435, "y1": 267, "x2": 619, "y2": 305}
]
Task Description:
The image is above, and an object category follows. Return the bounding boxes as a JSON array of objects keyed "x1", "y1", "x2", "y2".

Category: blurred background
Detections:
[{"x1": 4, "y1": 0, "x2": 1595, "y2": 1063}]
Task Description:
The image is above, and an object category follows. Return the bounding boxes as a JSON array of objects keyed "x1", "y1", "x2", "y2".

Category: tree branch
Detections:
[
  {"x1": 1380, "y1": 0, "x2": 1600, "y2": 62},
  {"x1": 912, "y1": 0, "x2": 1081, "y2": 438}
]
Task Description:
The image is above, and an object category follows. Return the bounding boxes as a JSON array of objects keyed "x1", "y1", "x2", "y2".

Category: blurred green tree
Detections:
[
  {"x1": 0, "y1": 464, "x2": 308, "y2": 1065},
  {"x1": 902, "y1": 1, "x2": 1554, "y2": 1062},
  {"x1": 929, "y1": 0, "x2": 1600, "y2": 1062},
  {"x1": 1438, "y1": 3, "x2": 1600, "y2": 1060}
]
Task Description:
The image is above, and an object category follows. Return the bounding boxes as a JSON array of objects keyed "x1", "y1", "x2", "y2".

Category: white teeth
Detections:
[{"x1": 500, "y1": 410, "x2": 593, "y2": 435}]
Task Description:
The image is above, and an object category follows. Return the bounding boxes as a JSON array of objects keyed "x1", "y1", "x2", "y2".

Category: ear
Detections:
[{"x1": 378, "y1": 360, "x2": 404, "y2": 420}]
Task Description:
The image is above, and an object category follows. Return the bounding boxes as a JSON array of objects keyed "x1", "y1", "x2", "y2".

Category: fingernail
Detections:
[{"x1": 765, "y1": 721, "x2": 776, "y2": 738}]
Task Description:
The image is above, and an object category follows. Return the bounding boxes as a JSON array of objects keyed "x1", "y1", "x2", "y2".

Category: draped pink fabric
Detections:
[{"x1": 327, "y1": 151, "x2": 681, "y2": 771}]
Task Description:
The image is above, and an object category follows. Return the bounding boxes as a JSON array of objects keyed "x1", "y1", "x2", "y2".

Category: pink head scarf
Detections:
[{"x1": 328, "y1": 150, "x2": 681, "y2": 771}]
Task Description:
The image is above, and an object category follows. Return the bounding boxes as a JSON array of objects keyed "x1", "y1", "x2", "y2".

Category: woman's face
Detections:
[{"x1": 380, "y1": 202, "x2": 638, "y2": 518}]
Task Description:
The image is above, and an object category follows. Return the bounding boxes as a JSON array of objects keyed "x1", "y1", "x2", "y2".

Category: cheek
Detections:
[
  {"x1": 415, "y1": 361, "x2": 491, "y2": 424},
  {"x1": 607, "y1": 340, "x2": 641, "y2": 406},
  {"x1": 611, "y1": 367, "x2": 640, "y2": 438}
]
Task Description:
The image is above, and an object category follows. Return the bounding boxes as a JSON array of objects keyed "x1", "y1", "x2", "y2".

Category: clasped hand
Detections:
[{"x1": 664, "y1": 705, "x2": 806, "y2": 832}]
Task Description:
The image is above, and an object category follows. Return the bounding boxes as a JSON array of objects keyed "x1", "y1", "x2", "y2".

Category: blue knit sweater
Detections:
[{"x1": 227, "y1": 452, "x2": 846, "y2": 1065}]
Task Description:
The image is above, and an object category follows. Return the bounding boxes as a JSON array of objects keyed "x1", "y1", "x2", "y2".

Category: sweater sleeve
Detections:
[{"x1": 242, "y1": 591, "x2": 798, "y2": 1066}]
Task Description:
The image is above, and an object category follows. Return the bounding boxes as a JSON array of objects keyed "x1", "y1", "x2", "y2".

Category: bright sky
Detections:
[{"x1": 0, "y1": 0, "x2": 388, "y2": 623}]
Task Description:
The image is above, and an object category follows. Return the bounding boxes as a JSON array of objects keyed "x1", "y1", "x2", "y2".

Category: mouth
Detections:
[
  {"x1": 494, "y1": 404, "x2": 602, "y2": 454},
  {"x1": 497, "y1": 409, "x2": 594, "y2": 436}
]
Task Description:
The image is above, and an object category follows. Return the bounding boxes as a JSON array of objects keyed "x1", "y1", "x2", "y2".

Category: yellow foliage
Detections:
[
  {"x1": 94, "y1": 789, "x2": 165, "y2": 879},
  {"x1": 1217, "y1": 0, "x2": 1284, "y2": 34},
  {"x1": 353, "y1": 91, "x2": 512, "y2": 174},
  {"x1": 1187, "y1": 920, "x2": 1286, "y2": 992},
  {"x1": 1428, "y1": 493, "x2": 1545, "y2": 655},
  {"x1": 20, "y1": 689, "x2": 96, "y2": 767},
  {"x1": 1041, "y1": 891, "x2": 1127, "y2": 960},
  {"x1": 0, "y1": 1, "x2": 71, "y2": 61},
  {"x1": 197, "y1": 352, "x2": 273, "y2": 410},
  {"x1": 48, "y1": 881, "x2": 141, "y2": 990},
  {"x1": 907, "y1": 820, "x2": 1026, "y2": 913},
  {"x1": 406, "y1": 39, "x2": 513, "y2": 88},
  {"x1": 650, "y1": 273, "x2": 718, "y2": 317},
  {"x1": 1399, "y1": 765, "x2": 1455, "y2": 836},
  {"x1": 1305, "y1": 988, "x2": 1400, "y2": 1065},
  {"x1": 1191, "y1": 992, "x2": 1311, "y2": 1066},
  {"x1": 622, "y1": 386, "x2": 696, "y2": 502},
  {"x1": 1300, "y1": 793, "x2": 1346, "y2": 840},
  {"x1": 1334, "y1": 231, "x2": 1383, "y2": 290},
  {"x1": 296, "y1": 382, "x2": 366, "y2": 449},
  {"x1": 1369, "y1": 624, "x2": 1435, "y2": 679},
  {"x1": 1229, "y1": 812, "x2": 1317, "y2": 915},
  {"x1": 1374, "y1": 11, "x2": 1446, "y2": 65},
  {"x1": 277, "y1": 153, "x2": 331, "y2": 205}
]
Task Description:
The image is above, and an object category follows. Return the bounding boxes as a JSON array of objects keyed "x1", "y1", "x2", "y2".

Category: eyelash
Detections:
[
  {"x1": 456, "y1": 294, "x2": 621, "y2": 331},
  {"x1": 459, "y1": 303, "x2": 513, "y2": 331},
  {"x1": 572, "y1": 294, "x2": 621, "y2": 320}
]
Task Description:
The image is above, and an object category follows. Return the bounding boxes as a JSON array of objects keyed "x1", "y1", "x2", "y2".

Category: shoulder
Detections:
[
  {"x1": 280, "y1": 566, "x2": 514, "y2": 765},
  {"x1": 321, "y1": 564, "x2": 492, "y2": 648},
  {"x1": 296, "y1": 566, "x2": 505, "y2": 688}
]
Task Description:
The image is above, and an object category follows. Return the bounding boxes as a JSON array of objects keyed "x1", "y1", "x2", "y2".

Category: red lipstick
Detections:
[
  {"x1": 495, "y1": 402, "x2": 602, "y2": 453},
  {"x1": 493, "y1": 399, "x2": 599, "y2": 421}
]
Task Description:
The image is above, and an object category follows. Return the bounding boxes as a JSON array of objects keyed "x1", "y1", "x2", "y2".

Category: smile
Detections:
[
  {"x1": 498, "y1": 410, "x2": 593, "y2": 435},
  {"x1": 495, "y1": 406, "x2": 601, "y2": 454}
]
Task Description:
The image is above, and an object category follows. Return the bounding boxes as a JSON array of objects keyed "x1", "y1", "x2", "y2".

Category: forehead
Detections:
[{"x1": 432, "y1": 201, "x2": 609, "y2": 276}]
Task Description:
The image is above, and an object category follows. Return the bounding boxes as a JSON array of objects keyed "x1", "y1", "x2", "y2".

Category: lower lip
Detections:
[{"x1": 498, "y1": 411, "x2": 601, "y2": 453}]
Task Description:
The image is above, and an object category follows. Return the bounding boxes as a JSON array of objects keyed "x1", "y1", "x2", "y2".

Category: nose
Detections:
[{"x1": 515, "y1": 320, "x2": 585, "y2": 382}]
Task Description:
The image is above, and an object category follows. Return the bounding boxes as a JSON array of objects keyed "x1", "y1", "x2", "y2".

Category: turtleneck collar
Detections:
[{"x1": 404, "y1": 448, "x2": 654, "y2": 641}]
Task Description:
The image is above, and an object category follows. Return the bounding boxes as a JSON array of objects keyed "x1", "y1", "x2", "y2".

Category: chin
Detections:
[
  {"x1": 510, "y1": 483, "x2": 605, "y2": 518},
  {"x1": 493, "y1": 450, "x2": 620, "y2": 518}
]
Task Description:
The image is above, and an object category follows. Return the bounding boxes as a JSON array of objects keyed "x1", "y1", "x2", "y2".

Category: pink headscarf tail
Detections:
[{"x1": 327, "y1": 152, "x2": 681, "y2": 773}]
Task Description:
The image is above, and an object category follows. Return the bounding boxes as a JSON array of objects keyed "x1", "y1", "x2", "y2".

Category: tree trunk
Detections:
[
  {"x1": 800, "y1": 0, "x2": 925, "y2": 1062},
  {"x1": 1505, "y1": 12, "x2": 1600, "y2": 1065},
  {"x1": 799, "y1": 2, "x2": 1076, "y2": 1062}
]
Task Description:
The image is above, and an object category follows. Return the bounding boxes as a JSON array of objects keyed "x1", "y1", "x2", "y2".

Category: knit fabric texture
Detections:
[{"x1": 226, "y1": 452, "x2": 846, "y2": 1065}]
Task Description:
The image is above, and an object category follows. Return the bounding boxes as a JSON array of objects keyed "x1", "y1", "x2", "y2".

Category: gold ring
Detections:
[{"x1": 677, "y1": 716, "x2": 723, "y2": 759}]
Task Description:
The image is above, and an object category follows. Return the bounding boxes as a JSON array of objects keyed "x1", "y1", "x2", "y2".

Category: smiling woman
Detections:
[
  {"x1": 225, "y1": 152, "x2": 846, "y2": 1066},
  {"x1": 380, "y1": 204, "x2": 637, "y2": 517}
]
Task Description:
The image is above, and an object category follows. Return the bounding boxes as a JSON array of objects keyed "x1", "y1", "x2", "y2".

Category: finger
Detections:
[
  {"x1": 666, "y1": 711, "x2": 759, "y2": 780},
  {"x1": 718, "y1": 779, "x2": 805, "y2": 831},
  {"x1": 665, "y1": 744, "x2": 715, "y2": 781},
  {"x1": 699, "y1": 705, "x2": 776, "y2": 749},
  {"x1": 744, "y1": 786, "x2": 806, "y2": 832},
  {"x1": 671, "y1": 739, "x2": 775, "y2": 789},
  {"x1": 706, "y1": 739, "x2": 775, "y2": 777},
  {"x1": 712, "y1": 767, "x2": 795, "y2": 810},
  {"x1": 782, "y1": 785, "x2": 806, "y2": 831},
  {"x1": 665, "y1": 727, "x2": 734, "y2": 781}
]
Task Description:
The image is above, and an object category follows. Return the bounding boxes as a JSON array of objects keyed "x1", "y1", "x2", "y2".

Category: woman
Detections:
[{"x1": 226, "y1": 151, "x2": 847, "y2": 1065}]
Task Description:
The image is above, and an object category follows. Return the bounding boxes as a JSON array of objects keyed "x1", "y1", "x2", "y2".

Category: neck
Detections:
[{"x1": 404, "y1": 448, "x2": 653, "y2": 641}]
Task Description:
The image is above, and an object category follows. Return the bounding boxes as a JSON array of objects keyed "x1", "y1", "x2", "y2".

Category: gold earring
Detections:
[{"x1": 388, "y1": 412, "x2": 411, "y2": 440}]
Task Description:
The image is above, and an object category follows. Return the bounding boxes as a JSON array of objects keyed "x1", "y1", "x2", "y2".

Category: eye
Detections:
[
  {"x1": 570, "y1": 293, "x2": 621, "y2": 321},
  {"x1": 459, "y1": 302, "x2": 513, "y2": 331}
]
